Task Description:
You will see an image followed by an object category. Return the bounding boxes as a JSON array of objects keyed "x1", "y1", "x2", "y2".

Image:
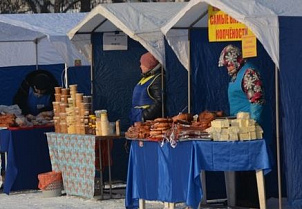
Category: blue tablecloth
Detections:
[
  {"x1": 126, "y1": 139, "x2": 271, "y2": 209},
  {"x1": 0, "y1": 126, "x2": 53, "y2": 194}
]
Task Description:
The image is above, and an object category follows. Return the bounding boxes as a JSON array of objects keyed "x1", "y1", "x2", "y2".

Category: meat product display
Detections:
[
  {"x1": 0, "y1": 113, "x2": 16, "y2": 127},
  {"x1": 172, "y1": 113, "x2": 193, "y2": 123},
  {"x1": 126, "y1": 110, "x2": 224, "y2": 142},
  {"x1": 125, "y1": 117, "x2": 172, "y2": 141}
]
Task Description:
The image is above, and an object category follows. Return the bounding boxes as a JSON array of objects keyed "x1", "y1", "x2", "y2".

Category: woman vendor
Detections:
[
  {"x1": 218, "y1": 44, "x2": 265, "y2": 208},
  {"x1": 13, "y1": 69, "x2": 58, "y2": 117},
  {"x1": 130, "y1": 52, "x2": 162, "y2": 124}
]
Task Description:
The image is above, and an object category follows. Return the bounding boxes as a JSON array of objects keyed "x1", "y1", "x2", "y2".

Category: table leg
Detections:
[
  {"x1": 107, "y1": 138, "x2": 112, "y2": 198},
  {"x1": 98, "y1": 140, "x2": 104, "y2": 199},
  {"x1": 168, "y1": 202, "x2": 175, "y2": 209},
  {"x1": 224, "y1": 171, "x2": 236, "y2": 207},
  {"x1": 164, "y1": 202, "x2": 175, "y2": 209},
  {"x1": 139, "y1": 199, "x2": 145, "y2": 209},
  {"x1": 200, "y1": 170, "x2": 207, "y2": 204},
  {"x1": 256, "y1": 170, "x2": 267, "y2": 209},
  {"x1": 4, "y1": 152, "x2": 7, "y2": 171}
]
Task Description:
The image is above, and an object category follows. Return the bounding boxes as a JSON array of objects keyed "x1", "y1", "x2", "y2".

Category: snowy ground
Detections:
[
  {"x1": 0, "y1": 189, "x2": 288, "y2": 209},
  {"x1": 0, "y1": 190, "x2": 125, "y2": 209}
]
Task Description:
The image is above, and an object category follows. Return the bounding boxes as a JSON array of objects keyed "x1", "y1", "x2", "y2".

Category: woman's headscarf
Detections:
[{"x1": 218, "y1": 44, "x2": 245, "y2": 70}]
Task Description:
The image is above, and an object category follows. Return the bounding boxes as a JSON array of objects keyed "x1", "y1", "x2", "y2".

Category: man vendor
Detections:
[{"x1": 13, "y1": 69, "x2": 58, "y2": 117}]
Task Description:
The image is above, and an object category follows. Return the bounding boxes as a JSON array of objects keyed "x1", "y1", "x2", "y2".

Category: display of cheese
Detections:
[
  {"x1": 237, "y1": 112, "x2": 250, "y2": 119},
  {"x1": 211, "y1": 119, "x2": 230, "y2": 128},
  {"x1": 206, "y1": 112, "x2": 264, "y2": 141}
]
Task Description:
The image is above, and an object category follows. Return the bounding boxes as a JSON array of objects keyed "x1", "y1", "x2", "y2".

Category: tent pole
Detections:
[
  {"x1": 64, "y1": 64, "x2": 68, "y2": 88},
  {"x1": 35, "y1": 39, "x2": 38, "y2": 70},
  {"x1": 90, "y1": 40, "x2": 94, "y2": 111},
  {"x1": 34, "y1": 36, "x2": 46, "y2": 70},
  {"x1": 275, "y1": 65, "x2": 282, "y2": 209},
  {"x1": 188, "y1": 29, "x2": 191, "y2": 114},
  {"x1": 161, "y1": 64, "x2": 165, "y2": 117}
]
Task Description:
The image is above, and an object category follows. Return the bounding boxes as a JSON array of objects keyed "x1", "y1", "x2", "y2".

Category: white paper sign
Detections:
[{"x1": 103, "y1": 32, "x2": 128, "y2": 51}]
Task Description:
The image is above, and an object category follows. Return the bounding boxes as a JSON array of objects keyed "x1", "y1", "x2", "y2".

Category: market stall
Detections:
[
  {"x1": 0, "y1": 13, "x2": 92, "y2": 195},
  {"x1": 161, "y1": 0, "x2": 302, "y2": 207},
  {"x1": 67, "y1": 3, "x2": 188, "y2": 187},
  {"x1": 0, "y1": 125, "x2": 53, "y2": 194},
  {"x1": 0, "y1": 13, "x2": 90, "y2": 105},
  {"x1": 161, "y1": 0, "x2": 285, "y2": 203},
  {"x1": 68, "y1": 2, "x2": 188, "y2": 130}
]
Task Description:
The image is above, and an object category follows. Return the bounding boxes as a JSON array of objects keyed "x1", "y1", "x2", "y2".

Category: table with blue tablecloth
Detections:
[
  {"x1": 126, "y1": 139, "x2": 271, "y2": 209},
  {"x1": 0, "y1": 126, "x2": 53, "y2": 194}
]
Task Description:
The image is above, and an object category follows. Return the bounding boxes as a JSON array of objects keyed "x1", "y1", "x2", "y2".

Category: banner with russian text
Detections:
[{"x1": 208, "y1": 6, "x2": 254, "y2": 42}]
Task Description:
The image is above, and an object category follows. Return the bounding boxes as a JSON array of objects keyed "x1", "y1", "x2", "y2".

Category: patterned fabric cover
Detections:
[{"x1": 46, "y1": 132, "x2": 95, "y2": 198}]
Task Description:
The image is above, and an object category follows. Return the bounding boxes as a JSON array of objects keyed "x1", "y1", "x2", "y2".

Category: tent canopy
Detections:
[
  {"x1": 68, "y1": 2, "x2": 186, "y2": 65},
  {"x1": 0, "y1": 13, "x2": 89, "y2": 67},
  {"x1": 161, "y1": 0, "x2": 302, "y2": 70}
]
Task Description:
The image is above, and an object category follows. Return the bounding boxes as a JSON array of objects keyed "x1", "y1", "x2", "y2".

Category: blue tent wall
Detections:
[
  {"x1": 187, "y1": 28, "x2": 277, "y2": 199},
  {"x1": 91, "y1": 33, "x2": 190, "y2": 125},
  {"x1": 0, "y1": 64, "x2": 64, "y2": 106},
  {"x1": 165, "y1": 39, "x2": 188, "y2": 117},
  {"x1": 67, "y1": 66, "x2": 91, "y2": 96},
  {"x1": 279, "y1": 16, "x2": 302, "y2": 207},
  {"x1": 92, "y1": 32, "x2": 147, "y2": 181},
  {"x1": 92, "y1": 33, "x2": 144, "y2": 131}
]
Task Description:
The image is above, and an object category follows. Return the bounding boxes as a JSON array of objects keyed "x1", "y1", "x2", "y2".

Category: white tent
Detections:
[
  {"x1": 0, "y1": 13, "x2": 89, "y2": 68},
  {"x1": 161, "y1": 0, "x2": 282, "y2": 70},
  {"x1": 162, "y1": 0, "x2": 302, "y2": 71},
  {"x1": 161, "y1": 0, "x2": 302, "y2": 208},
  {"x1": 68, "y1": 2, "x2": 187, "y2": 65}
]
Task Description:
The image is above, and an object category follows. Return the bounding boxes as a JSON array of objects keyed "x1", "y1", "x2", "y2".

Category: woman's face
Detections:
[
  {"x1": 140, "y1": 65, "x2": 150, "y2": 74},
  {"x1": 226, "y1": 64, "x2": 237, "y2": 76},
  {"x1": 33, "y1": 86, "x2": 46, "y2": 97}
]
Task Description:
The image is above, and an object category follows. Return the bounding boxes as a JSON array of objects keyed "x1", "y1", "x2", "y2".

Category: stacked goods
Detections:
[
  {"x1": 206, "y1": 112, "x2": 263, "y2": 141},
  {"x1": 125, "y1": 111, "x2": 224, "y2": 141},
  {"x1": 88, "y1": 114, "x2": 96, "y2": 135},
  {"x1": 94, "y1": 110, "x2": 120, "y2": 136},
  {"x1": 172, "y1": 113, "x2": 193, "y2": 123},
  {"x1": 125, "y1": 121, "x2": 152, "y2": 139},
  {"x1": 167, "y1": 111, "x2": 221, "y2": 140},
  {"x1": 190, "y1": 110, "x2": 224, "y2": 130},
  {"x1": 52, "y1": 85, "x2": 92, "y2": 134},
  {"x1": 95, "y1": 110, "x2": 107, "y2": 136},
  {"x1": 173, "y1": 124, "x2": 211, "y2": 139},
  {"x1": 149, "y1": 118, "x2": 173, "y2": 140},
  {"x1": 0, "y1": 113, "x2": 16, "y2": 127},
  {"x1": 125, "y1": 118, "x2": 173, "y2": 141}
]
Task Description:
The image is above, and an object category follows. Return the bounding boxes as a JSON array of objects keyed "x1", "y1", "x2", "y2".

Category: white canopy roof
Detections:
[
  {"x1": 162, "y1": 0, "x2": 302, "y2": 70},
  {"x1": 0, "y1": 13, "x2": 89, "y2": 67},
  {"x1": 68, "y1": 2, "x2": 187, "y2": 65}
]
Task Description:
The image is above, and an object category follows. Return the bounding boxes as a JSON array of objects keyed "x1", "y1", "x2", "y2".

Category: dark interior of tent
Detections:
[{"x1": 0, "y1": 64, "x2": 91, "y2": 106}]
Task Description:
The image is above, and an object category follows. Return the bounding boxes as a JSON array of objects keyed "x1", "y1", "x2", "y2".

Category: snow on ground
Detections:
[
  {"x1": 0, "y1": 190, "x2": 288, "y2": 209},
  {"x1": 0, "y1": 190, "x2": 184, "y2": 209},
  {"x1": 0, "y1": 190, "x2": 125, "y2": 209}
]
